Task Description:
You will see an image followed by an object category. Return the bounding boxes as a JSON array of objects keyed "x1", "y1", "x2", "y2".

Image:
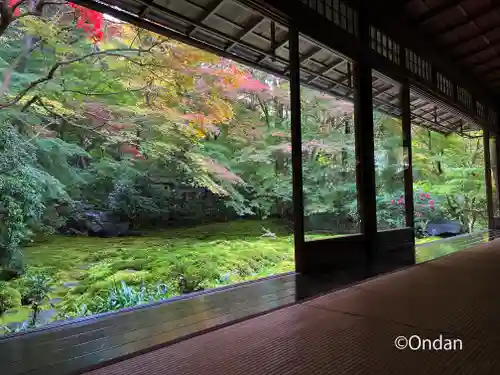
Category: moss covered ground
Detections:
[{"x1": 0, "y1": 220, "x2": 442, "y2": 331}]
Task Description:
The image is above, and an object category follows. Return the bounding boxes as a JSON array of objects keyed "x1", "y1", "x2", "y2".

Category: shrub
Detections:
[
  {"x1": 20, "y1": 271, "x2": 52, "y2": 305},
  {"x1": 171, "y1": 263, "x2": 220, "y2": 294},
  {"x1": 111, "y1": 259, "x2": 146, "y2": 272},
  {"x1": 0, "y1": 284, "x2": 22, "y2": 314},
  {"x1": 85, "y1": 270, "x2": 151, "y2": 295},
  {"x1": 59, "y1": 281, "x2": 170, "y2": 318},
  {"x1": 0, "y1": 125, "x2": 69, "y2": 268},
  {"x1": 93, "y1": 281, "x2": 169, "y2": 313}
]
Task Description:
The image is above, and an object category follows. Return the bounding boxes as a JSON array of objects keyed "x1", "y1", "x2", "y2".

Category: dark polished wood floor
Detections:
[
  {"x1": 1, "y1": 231, "x2": 498, "y2": 375},
  {"x1": 83, "y1": 235, "x2": 500, "y2": 375},
  {"x1": 1, "y1": 272, "x2": 367, "y2": 375}
]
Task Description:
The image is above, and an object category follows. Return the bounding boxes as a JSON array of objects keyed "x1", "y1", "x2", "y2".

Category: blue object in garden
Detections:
[{"x1": 426, "y1": 220, "x2": 462, "y2": 237}]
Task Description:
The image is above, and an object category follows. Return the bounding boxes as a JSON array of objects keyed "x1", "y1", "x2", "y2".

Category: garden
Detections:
[{"x1": 0, "y1": 1, "x2": 488, "y2": 334}]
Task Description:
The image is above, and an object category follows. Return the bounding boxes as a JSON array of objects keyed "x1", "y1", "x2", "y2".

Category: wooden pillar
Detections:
[
  {"x1": 401, "y1": 79, "x2": 415, "y2": 231},
  {"x1": 494, "y1": 127, "x2": 500, "y2": 223},
  {"x1": 289, "y1": 26, "x2": 305, "y2": 272},
  {"x1": 354, "y1": 8, "x2": 377, "y2": 275},
  {"x1": 484, "y1": 128, "x2": 494, "y2": 230}
]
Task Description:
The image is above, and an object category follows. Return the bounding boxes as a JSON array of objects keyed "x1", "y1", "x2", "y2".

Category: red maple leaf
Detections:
[
  {"x1": 236, "y1": 75, "x2": 269, "y2": 92},
  {"x1": 69, "y1": 3, "x2": 104, "y2": 43},
  {"x1": 8, "y1": 0, "x2": 21, "y2": 16},
  {"x1": 120, "y1": 143, "x2": 145, "y2": 160}
]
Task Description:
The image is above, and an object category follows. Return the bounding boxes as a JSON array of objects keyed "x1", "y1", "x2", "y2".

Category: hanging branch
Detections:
[
  {"x1": 62, "y1": 84, "x2": 150, "y2": 96},
  {"x1": 0, "y1": 40, "x2": 42, "y2": 96},
  {"x1": 0, "y1": 42, "x2": 167, "y2": 109},
  {"x1": 33, "y1": 96, "x2": 106, "y2": 138},
  {"x1": 0, "y1": 0, "x2": 63, "y2": 37}
]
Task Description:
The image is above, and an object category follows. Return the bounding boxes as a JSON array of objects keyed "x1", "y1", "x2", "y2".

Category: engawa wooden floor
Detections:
[
  {"x1": 83, "y1": 236, "x2": 500, "y2": 375},
  {"x1": 2, "y1": 231, "x2": 499, "y2": 375}
]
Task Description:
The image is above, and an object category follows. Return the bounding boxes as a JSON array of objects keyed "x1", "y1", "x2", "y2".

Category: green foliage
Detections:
[
  {"x1": 412, "y1": 129, "x2": 487, "y2": 232},
  {"x1": 0, "y1": 125, "x2": 49, "y2": 267},
  {"x1": 0, "y1": 284, "x2": 22, "y2": 314},
  {"x1": 6, "y1": 220, "x2": 292, "y2": 319},
  {"x1": 0, "y1": 1, "x2": 491, "y2": 332},
  {"x1": 19, "y1": 270, "x2": 52, "y2": 304},
  {"x1": 61, "y1": 281, "x2": 169, "y2": 318}
]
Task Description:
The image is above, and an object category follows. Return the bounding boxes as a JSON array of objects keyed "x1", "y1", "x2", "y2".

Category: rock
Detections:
[
  {"x1": 75, "y1": 264, "x2": 91, "y2": 270},
  {"x1": 0, "y1": 269, "x2": 22, "y2": 282},
  {"x1": 426, "y1": 220, "x2": 462, "y2": 237},
  {"x1": 120, "y1": 269, "x2": 138, "y2": 274},
  {"x1": 59, "y1": 209, "x2": 139, "y2": 238},
  {"x1": 5, "y1": 321, "x2": 28, "y2": 331},
  {"x1": 32, "y1": 309, "x2": 56, "y2": 325},
  {"x1": 63, "y1": 281, "x2": 80, "y2": 288}
]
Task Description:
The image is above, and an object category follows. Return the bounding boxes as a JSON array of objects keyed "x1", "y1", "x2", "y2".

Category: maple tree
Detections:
[
  {"x1": 8, "y1": 0, "x2": 20, "y2": 16},
  {"x1": 0, "y1": 0, "x2": 488, "y2": 271},
  {"x1": 69, "y1": 3, "x2": 103, "y2": 42},
  {"x1": 0, "y1": 1, "x2": 491, "y2": 335}
]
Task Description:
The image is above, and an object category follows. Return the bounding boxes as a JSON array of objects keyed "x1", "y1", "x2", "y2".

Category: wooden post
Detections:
[
  {"x1": 354, "y1": 7, "x2": 377, "y2": 275},
  {"x1": 484, "y1": 128, "x2": 494, "y2": 230},
  {"x1": 289, "y1": 26, "x2": 305, "y2": 272},
  {"x1": 401, "y1": 79, "x2": 415, "y2": 231}
]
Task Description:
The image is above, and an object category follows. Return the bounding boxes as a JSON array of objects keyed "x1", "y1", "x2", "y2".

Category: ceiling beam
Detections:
[
  {"x1": 225, "y1": 17, "x2": 265, "y2": 52},
  {"x1": 283, "y1": 47, "x2": 321, "y2": 74},
  {"x1": 471, "y1": 57, "x2": 500, "y2": 75},
  {"x1": 452, "y1": 37, "x2": 500, "y2": 61},
  {"x1": 430, "y1": 2, "x2": 500, "y2": 38},
  {"x1": 415, "y1": 0, "x2": 464, "y2": 24},
  {"x1": 434, "y1": 4, "x2": 500, "y2": 71},
  {"x1": 444, "y1": 20, "x2": 500, "y2": 53},
  {"x1": 457, "y1": 42, "x2": 500, "y2": 68},
  {"x1": 257, "y1": 36, "x2": 289, "y2": 64},
  {"x1": 339, "y1": 0, "x2": 500, "y2": 105},
  {"x1": 187, "y1": 0, "x2": 226, "y2": 37},
  {"x1": 372, "y1": 84, "x2": 394, "y2": 98},
  {"x1": 307, "y1": 58, "x2": 346, "y2": 84}
]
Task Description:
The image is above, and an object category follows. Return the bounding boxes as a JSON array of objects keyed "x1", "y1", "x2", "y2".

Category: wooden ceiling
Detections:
[
  {"x1": 74, "y1": 0, "x2": 487, "y2": 135},
  {"x1": 403, "y1": 0, "x2": 500, "y2": 92}
]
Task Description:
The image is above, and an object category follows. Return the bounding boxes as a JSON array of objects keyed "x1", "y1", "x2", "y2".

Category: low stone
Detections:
[
  {"x1": 32, "y1": 309, "x2": 57, "y2": 325},
  {"x1": 63, "y1": 281, "x2": 80, "y2": 288},
  {"x1": 75, "y1": 264, "x2": 91, "y2": 270},
  {"x1": 49, "y1": 298, "x2": 62, "y2": 305}
]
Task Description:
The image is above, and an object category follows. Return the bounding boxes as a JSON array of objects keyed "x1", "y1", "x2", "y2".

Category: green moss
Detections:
[
  {"x1": 3, "y1": 220, "x2": 471, "y2": 330},
  {"x1": 106, "y1": 270, "x2": 151, "y2": 284},
  {"x1": 415, "y1": 236, "x2": 441, "y2": 245},
  {"x1": 3, "y1": 220, "x2": 296, "y2": 327},
  {"x1": 111, "y1": 259, "x2": 147, "y2": 272},
  {"x1": 86, "y1": 263, "x2": 114, "y2": 282},
  {"x1": 0, "y1": 306, "x2": 31, "y2": 325},
  {"x1": 304, "y1": 233, "x2": 345, "y2": 241}
]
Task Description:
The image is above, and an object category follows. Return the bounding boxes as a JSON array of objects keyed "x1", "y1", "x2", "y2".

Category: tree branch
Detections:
[
  {"x1": 34, "y1": 97, "x2": 105, "y2": 138},
  {"x1": 62, "y1": 84, "x2": 149, "y2": 97},
  {"x1": 470, "y1": 138, "x2": 481, "y2": 166},
  {"x1": 0, "y1": 43, "x2": 166, "y2": 109},
  {"x1": 21, "y1": 94, "x2": 39, "y2": 111},
  {"x1": 0, "y1": 0, "x2": 58, "y2": 37},
  {"x1": 0, "y1": 40, "x2": 42, "y2": 96}
]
